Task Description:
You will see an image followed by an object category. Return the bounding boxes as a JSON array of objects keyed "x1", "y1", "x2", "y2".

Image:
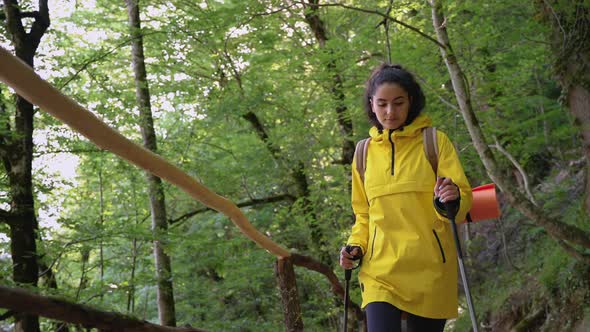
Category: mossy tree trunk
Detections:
[
  {"x1": 429, "y1": 0, "x2": 590, "y2": 259},
  {"x1": 536, "y1": 0, "x2": 590, "y2": 214}
]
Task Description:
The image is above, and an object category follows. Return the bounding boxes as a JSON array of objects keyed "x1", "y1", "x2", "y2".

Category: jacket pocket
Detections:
[
  {"x1": 368, "y1": 226, "x2": 377, "y2": 261},
  {"x1": 432, "y1": 230, "x2": 446, "y2": 263}
]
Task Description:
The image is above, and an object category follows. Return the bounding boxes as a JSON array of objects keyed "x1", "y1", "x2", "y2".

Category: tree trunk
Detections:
[
  {"x1": 1, "y1": 1, "x2": 49, "y2": 331},
  {"x1": 98, "y1": 166, "x2": 105, "y2": 297},
  {"x1": 536, "y1": 1, "x2": 590, "y2": 213},
  {"x1": 568, "y1": 85, "x2": 590, "y2": 212},
  {"x1": 429, "y1": 0, "x2": 590, "y2": 254},
  {"x1": 275, "y1": 257, "x2": 304, "y2": 332},
  {"x1": 125, "y1": 0, "x2": 176, "y2": 326},
  {"x1": 299, "y1": 0, "x2": 355, "y2": 265},
  {"x1": 302, "y1": 0, "x2": 355, "y2": 165}
]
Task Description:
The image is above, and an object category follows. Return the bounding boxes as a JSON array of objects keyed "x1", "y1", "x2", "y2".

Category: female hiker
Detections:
[{"x1": 339, "y1": 63, "x2": 472, "y2": 332}]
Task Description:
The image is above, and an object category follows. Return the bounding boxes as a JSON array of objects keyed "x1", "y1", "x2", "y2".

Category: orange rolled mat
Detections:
[{"x1": 465, "y1": 183, "x2": 500, "y2": 223}]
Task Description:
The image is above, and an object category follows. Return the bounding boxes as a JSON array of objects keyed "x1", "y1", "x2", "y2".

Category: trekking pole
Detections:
[
  {"x1": 343, "y1": 246, "x2": 361, "y2": 332},
  {"x1": 343, "y1": 268, "x2": 352, "y2": 332},
  {"x1": 444, "y1": 200, "x2": 479, "y2": 332}
]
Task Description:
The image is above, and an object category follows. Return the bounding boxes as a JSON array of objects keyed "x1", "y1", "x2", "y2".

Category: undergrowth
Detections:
[{"x1": 448, "y1": 166, "x2": 590, "y2": 331}]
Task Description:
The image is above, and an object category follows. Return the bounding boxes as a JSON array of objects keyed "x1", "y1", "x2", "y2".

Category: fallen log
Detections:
[{"x1": 0, "y1": 286, "x2": 207, "y2": 332}]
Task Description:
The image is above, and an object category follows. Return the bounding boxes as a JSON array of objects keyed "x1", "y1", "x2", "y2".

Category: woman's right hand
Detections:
[{"x1": 340, "y1": 246, "x2": 362, "y2": 269}]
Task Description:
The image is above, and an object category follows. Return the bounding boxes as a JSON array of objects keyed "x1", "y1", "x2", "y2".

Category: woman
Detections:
[{"x1": 340, "y1": 63, "x2": 472, "y2": 332}]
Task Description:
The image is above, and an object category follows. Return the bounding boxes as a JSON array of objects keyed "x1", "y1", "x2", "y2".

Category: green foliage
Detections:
[{"x1": 0, "y1": 0, "x2": 586, "y2": 330}]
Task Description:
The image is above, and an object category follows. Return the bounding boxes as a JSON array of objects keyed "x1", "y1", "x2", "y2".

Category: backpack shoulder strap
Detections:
[
  {"x1": 354, "y1": 138, "x2": 371, "y2": 182},
  {"x1": 423, "y1": 127, "x2": 439, "y2": 175}
]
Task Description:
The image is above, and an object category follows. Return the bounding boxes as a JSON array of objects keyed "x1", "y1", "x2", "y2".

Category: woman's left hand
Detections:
[{"x1": 434, "y1": 177, "x2": 459, "y2": 203}]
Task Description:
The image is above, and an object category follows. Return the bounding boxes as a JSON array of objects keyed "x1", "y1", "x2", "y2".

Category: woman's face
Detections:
[{"x1": 371, "y1": 82, "x2": 410, "y2": 130}]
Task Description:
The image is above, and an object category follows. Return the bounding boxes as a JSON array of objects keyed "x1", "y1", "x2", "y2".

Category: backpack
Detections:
[{"x1": 354, "y1": 127, "x2": 438, "y2": 182}]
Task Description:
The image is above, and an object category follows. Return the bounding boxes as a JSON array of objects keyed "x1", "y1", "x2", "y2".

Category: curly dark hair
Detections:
[{"x1": 363, "y1": 63, "x2": 426, "y2": 130}]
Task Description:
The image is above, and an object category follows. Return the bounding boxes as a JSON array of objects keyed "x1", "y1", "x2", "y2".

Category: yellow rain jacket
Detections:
[{"x1": 347, "y1": 114, "x2": 472, "y2": 319}]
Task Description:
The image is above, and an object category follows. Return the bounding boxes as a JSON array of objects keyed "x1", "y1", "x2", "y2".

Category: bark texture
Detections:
[
  {"x1": 125, "y1": 0, "x2": 176, "y2": 326},
  {"x1": 1, "y1": 0, "x2": 49, "y2": 331},
  {"x1": 275, "y1": 257, "x2": 304, "y2": 332}
]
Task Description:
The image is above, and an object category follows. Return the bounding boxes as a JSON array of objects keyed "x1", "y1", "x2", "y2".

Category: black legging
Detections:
[{"x1": 365, "y1": 302, "x2": 447, "y2": 332}]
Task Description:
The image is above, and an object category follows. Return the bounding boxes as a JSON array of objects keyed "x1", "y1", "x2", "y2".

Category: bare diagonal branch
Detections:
[{"x1": 170, "y1": 194, "x2": 295, "y2": 225}]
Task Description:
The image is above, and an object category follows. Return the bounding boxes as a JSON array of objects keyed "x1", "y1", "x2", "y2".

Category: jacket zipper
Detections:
[
  {"x1": 369, "y1": 226, "x2": 377, "y2": 261},
  {"x1": 432, "y1": 230, "x2": 446, "y2": 263},
  {"x1": 388, "y1": 129, "x2": 395, "y2": 175}
]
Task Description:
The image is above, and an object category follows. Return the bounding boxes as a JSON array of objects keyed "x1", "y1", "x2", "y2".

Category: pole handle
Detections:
[{"x1": 444, "y1": 199, "x2": 459, "y2": 220}]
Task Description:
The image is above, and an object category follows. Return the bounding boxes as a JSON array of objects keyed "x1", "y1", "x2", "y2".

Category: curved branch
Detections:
[
  {"x1": 291, "y1": 253, "x2": 364, "y2": 322},
  {"x1": 0, "y1": 46, "x2": 291, "y2": 258}
]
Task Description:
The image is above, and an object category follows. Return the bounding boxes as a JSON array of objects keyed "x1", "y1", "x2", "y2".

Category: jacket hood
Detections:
[{"x1": 369, "y1": 114, "x2": 432, "y2": 141}]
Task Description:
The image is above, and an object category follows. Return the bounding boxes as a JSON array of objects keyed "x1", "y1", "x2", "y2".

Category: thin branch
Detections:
[
  {"x1": 38, "y1": 236, "x2": 103, "y2": 278},
  {"x1": 169, "y1": 194, "x2": 295, "y2": 225},
  {"x1": 58, "y1": 31, "x2": 165, "y2": 89},
  {"x1": 489, "y1": 136, "x2": 538, "y2": 206},
  {"x1": 356, "y1": 52, "x2": 384, "y2": 64},
  {"x1": 294, "y1": 1, "x2": 446, "y2": 49},
  {"x1": 415, "y1": 75, "x2": 459, "y2": 111},
  {"x1": 557, "y1": 240, "x2": 590, "y2": 264},
  {"x1": 496, "y1": 215, "x2": 521, "y2": 270},
  {"x1": 33, "y1": 148, "x2": 103, "y2": 157},
  {"x1": 521, "y1": 35, "x2": 552, "y2": 46},
  {"x1": 380, "y1": 0, "x2": 395, "y2": 63},
  {"x1": 233, "y1": 2, "x2": 298, "y2": 26},
  {"x1": 223, "y1": 1, "x2": 445, "y2": 50},
  {"x1": 542, "y1": 0, "x2": 567, "y2": 49}
]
